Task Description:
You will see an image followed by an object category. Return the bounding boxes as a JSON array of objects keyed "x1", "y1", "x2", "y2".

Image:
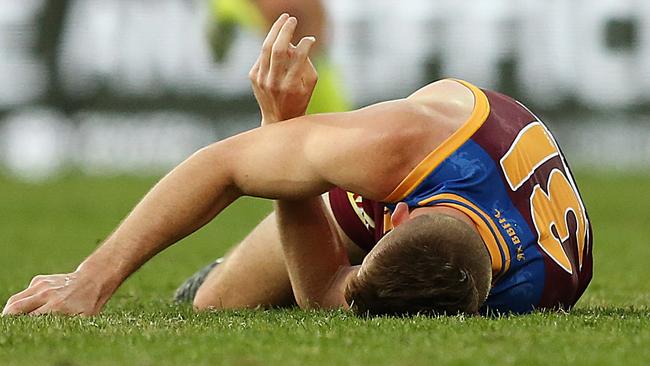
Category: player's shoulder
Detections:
[
  {"x1": 407, "y1": 79, "x2": 476, "y2": 116},
  {"x1": 403, "y1": 79, "x2": 478, "y2": 134}
]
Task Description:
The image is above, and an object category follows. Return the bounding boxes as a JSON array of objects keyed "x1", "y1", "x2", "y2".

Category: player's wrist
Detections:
[
  {"x1": 260, "y1": 108, "x2": 281, "y2": 125},
  {"x1": 261, "y1": 116, "x2": 280, "y2": 126},
  {"x1": 260, "y1": 107, "x2": 308, "y2": 125},
  {"x1": 75, "y1": 255, "x2": 127, "y2": 298}
]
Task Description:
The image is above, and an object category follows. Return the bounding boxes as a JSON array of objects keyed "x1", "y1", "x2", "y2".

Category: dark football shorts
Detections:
[{"x1": 328, "y1": 187, "x2": 387, "y2": 253}]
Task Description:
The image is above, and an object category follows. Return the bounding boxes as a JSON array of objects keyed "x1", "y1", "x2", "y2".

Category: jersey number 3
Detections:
[{"x1": 500, "y1": 121, "x2": 588, "y2": 274}]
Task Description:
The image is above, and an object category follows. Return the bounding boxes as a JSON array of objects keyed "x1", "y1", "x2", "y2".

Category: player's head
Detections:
[{"x1": 344, "y1": 211, "x2": 492, "y2": 316}]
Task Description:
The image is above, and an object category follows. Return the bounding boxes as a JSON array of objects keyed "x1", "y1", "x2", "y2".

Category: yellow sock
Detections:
[
  {"x1": 307, "y1": 56, "x2": 351, "y2": 114},
  {"x1": 210, "y1": 0, "x2": 351, "y2": 113}
]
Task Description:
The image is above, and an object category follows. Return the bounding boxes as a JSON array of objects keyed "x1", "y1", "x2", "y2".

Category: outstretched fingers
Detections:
[
  {"x1": 262, "y1": 13, "x2": 290, "y2": 52},
  {"x1": 257, "y1": 14, "x2": 290, "y2": 79},
  {"x1": 249, "y1": 15, "x2": 319, "y2": 122},
  {"x1": 269, "y1": 17, "x2": 298, "y2": 81},
  {"x1": 272, "y1": 16, "x2": 298, "y2": 53}
]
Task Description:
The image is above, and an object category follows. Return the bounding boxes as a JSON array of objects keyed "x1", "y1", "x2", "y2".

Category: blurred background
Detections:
[
  {"x1": 0, "y1": 0, "x2": 649, "y2": 317},
  {"x1": 1, "y1": 0, "x2": 649, "y2": 181}
]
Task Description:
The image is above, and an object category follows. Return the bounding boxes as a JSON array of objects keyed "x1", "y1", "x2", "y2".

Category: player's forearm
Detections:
[
  {"x1": 274, "y1": 198, "x2": 350, "y2": 309},
  {"x1": 76, "y1": 144, "x2": 240, "y2": 294}
]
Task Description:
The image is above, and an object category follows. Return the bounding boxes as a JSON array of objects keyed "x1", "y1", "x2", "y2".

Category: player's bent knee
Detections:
[{"x1": 192, "y1": 286, "x2": 224, "y2": 311}]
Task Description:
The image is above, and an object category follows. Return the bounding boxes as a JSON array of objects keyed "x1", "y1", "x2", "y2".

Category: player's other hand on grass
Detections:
[
  {"x1": 2, "y1": 272, "x2": 106, "y2": 316},
  {"x1": 249, "y1": 14, "x2": 318, "y2": 125}
]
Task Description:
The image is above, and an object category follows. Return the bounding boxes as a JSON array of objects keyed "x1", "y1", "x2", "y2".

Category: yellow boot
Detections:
[{"x1": 307, "y1": 56, "x2": 352, "y2": 114}]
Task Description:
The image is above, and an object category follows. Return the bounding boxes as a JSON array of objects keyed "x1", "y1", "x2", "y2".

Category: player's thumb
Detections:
[{"x1": 295, "y1": 36, "x2": 316, "y2": 61}]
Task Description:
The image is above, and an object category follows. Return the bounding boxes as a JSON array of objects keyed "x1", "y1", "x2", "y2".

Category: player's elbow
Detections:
[
  {"x1": 191, "y1": 142, "x2": 233, "y2": 169},
  {"x1": 190, "y1": 141, "x2": 239, "y2": 189}
]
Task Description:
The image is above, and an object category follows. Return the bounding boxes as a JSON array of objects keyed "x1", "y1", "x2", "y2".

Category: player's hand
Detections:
[
  {"x1": 2, "y1": 272, "x2": 107, "y2": 316},
  {"x1": 249, "y1": 14, "x2": 318, "y2": 125}
]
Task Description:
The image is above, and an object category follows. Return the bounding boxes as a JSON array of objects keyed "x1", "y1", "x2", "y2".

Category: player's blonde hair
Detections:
[{"x1": 344, "y1": 214, "x2": 491, "y2": 316}]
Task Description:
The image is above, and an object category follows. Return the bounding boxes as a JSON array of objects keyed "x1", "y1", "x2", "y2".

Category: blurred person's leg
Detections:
[
  {"x1": 208, "y1": 0, "x2": 266, "y2": 61},
  {"x1": 209, "y1": 0, "x2": 350, "y2": 113}
]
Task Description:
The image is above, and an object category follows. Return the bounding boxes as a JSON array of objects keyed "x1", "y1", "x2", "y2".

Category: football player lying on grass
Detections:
[{"x1": 3, "y1": 15, "x2": 592, "y2": 317}]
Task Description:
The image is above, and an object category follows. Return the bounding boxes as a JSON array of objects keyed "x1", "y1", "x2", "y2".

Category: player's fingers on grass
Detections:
[
  {"x1": 29, "y1": 273, "x2": 67, "y2": 287},
  {"x1": 4, "y1": 280, "x2": 51, "y2": 309},
  {"x1": 29, "y1": 303, "x2": 55, "y2": 316},
  {"x1": 29, "y1": 274, "x2": 48, "y2": 287},
  {"x1": 2, "y1": 298, "x2": 13, "y2": 316},
  {"x1": 260, "y1": 13, "x2": 289, "y2": 74},
  {"x1": 2, "y1": 290, "x2": 52, "y2": 315}
]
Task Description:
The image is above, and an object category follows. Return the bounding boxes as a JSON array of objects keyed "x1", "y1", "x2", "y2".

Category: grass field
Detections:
[{"x1": 1, "y1": 171, "x2": 649, "y2": 366}]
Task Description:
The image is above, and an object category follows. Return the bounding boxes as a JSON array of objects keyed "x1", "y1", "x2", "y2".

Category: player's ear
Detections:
[{"x1": 390, "y1": 202, "x2": 410, "y2": 228}]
